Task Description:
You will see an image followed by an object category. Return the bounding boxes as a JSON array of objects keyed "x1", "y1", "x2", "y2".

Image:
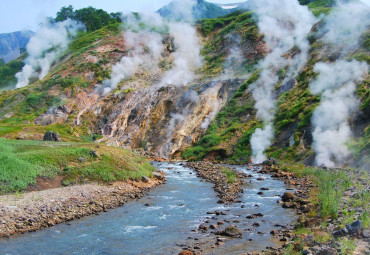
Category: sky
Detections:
[
  {"x1": 1, "y1": 0, "x2": 369, "y2": 33},
  {"x1": 0, "y1": 0, "x2": 241, "y2": 33}
]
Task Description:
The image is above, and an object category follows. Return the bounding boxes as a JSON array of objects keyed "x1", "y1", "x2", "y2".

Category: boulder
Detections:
[
  {"x1": 141, "y1": 176, "x2": 150, "y2": 183},
  {"x1": 153, "y1": 172, "x2": 164, "y2": 180},
  {"x1": 346, "y1": 220, "x2": 363, "y2": 235},
  {"x1": 178, "y1": 251, "x2": 194, "y2": 255},
  {"x1": 90, "y1": 150, "x2": 99, "y2": 158},
  {"x1": 222, "y1": 225, "x2": 242, "y2": 238},
  {"x1": 303, "y1": 234, "x2": 315, "y2": 246},
  {"x1": 315, "y1": 247, "x2": 337, "y2": 255},
  {"x1": 270, "y1": 229, "x2": 279, "y2": 235},
  {"x1": 43, "y1": 131, "x2": 62, "y2": 142},
  {"x1": 282, "y1": 192, "x2": 295, "y2": 202},
  {"x1": 333, "y1": 220, "x2": 362, "y2": 237}
]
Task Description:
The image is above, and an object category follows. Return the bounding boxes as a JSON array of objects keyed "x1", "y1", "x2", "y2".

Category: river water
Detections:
[{"x1": 0, "y1": 162, "x2": 296, "y2": 254}]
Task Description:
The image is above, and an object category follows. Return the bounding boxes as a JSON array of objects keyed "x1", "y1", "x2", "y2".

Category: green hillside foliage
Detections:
[
  {"x1": 55, "y1": 5, "x2": 122, "y2": 32},
  {"x1": 0, "y1": 54, "x2": 26, "y2": 90},
  {"x1": 69, "y1": 23, "x2": 120, "y2": 53},
  {"x1": 199, "y1": 11, "x2": 261, "y2": 76},
  {"x1": 0, "y1": 138, "x2": 155, "y2": 194},
  {"x1": 307, "y1": 0, "x2": 335, "y2": 16},
  {"x1": 183, "y1": 73, "x2": 260, "y2": 162}
]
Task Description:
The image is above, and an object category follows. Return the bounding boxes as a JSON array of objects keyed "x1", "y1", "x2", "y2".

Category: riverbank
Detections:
[
  {"x1": 0, "y1": 174, "x2": 165, "y2": 238},
  {"x1": 259, "y1": 163, "x2": 369, "y2": 255}
]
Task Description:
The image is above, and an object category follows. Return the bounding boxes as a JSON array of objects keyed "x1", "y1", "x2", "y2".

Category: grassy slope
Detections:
[
  {"x1": 0, "y1": 54, "x2": 26, "y2": 91},
  {"x1": 198, "y1": 11, "x2": 262, "y2": 77},
  {"x1": 0, "y1": 138, "x2": 155, "y2": 194},
  {"x1": 184, "y1": 3, "x2": 370, "y2": 169},
  {"x1": 0, "y1": 23, "x2": 121, "y2": 140},
  {"x1": 0, "y1": 23, "x2": 156, "y2": 195}
]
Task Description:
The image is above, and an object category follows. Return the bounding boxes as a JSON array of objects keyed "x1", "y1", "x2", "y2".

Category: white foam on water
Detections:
[
  {"x1": 145, "y1": 206, "x2": 163, "y2": 211},
  {"x1": 125, "y1": 226, "x2": 157, "y2": 233},
  {"x1": 158, "y1": 214, "x2": 168, "y2": 220},
  {"x1": 154, "y1": 195, "x2": 173, "y2": 200}
]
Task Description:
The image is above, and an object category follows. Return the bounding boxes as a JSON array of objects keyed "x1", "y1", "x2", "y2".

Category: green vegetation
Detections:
[
  {"x1": 183, "y1": 72, "x2": 260, "y2": 162},
  {"x1": 68, "y1": 22, "x2": 120, "y2": 53},
  {"x1": 221, "y1": 167, "x2": 237, "y2": 184},
  {"x1": 284, "y1": 164, "x2": 351, "y2": 218},
  {"x1": 307, "y1": 0, "x2": 334, "y2": 16},
  {"x1": 0, "y1": 54, "x2": 26, "y2": 90},
  {"x1": 199, "y1": 11, "x2": 261, "y2": 76},
  {"x1": 0, "y1": 138, "x2": 154, "y2": 194},
  {"x1": 55, "y1": 5, "x2": 122, "y2": 32}
]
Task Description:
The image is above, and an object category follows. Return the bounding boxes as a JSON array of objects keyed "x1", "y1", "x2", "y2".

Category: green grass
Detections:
[
  {"x1": 307, "y1": 0, "x2": 334, "y2": 16},
  {"x1": 221, "y1": 167, "x2": 237, "y2": 184},
  {"x1": 0, "y1": 138, "x2": 155, "y2": 194},
  {"x1": 198, "y1": 11, "x2": 261, "y2": 76},
  {"x1": 182, "y1": 72, "x2": 260, "y2": 162},
  {"x1": 284, "y1": 164, "x2": 351, "y2": 218},
  {"x1": 0, "y1": 54, "x2": 26, "y2": 90},
  {"x1": 68, "y1": 23, "x2": 120, "y2": 53}
]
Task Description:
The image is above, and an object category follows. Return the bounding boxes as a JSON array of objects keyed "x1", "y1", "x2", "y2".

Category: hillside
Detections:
[{"x1": 0, "y1": 1, "x2": 368, "y2": 170}]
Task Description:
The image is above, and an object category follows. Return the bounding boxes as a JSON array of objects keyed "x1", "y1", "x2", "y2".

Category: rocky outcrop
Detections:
[
  {"x1": 93, "y1": 79, "x2": 243, "y2": 159},
  {"x1": 35, "y1": 106, "x2": 69, "y2": 126},
  {"x1": 43, "y1": 131, "x2": 62, "y2": 142}
]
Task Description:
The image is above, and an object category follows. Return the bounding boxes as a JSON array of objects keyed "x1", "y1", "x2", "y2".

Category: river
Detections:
[{"x1": 0, "y1": 162, "x2": 296, "y2": 254}]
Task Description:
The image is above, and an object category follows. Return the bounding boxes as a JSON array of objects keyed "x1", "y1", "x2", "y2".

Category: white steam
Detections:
[
  {"x1": 97, "y1": 14, "x2": 164, "y2": 96},
  {"x1": 99, "y1": 30, "x2": 163, "y2": 95},
  {"x1": 310, "y1": 61, "x2": 368, "y2": 167},
  {"x1": 15, "y1": 19, "x2": 82, "y2": 88},
  {"x1": 309, "y1": 1, "x2": 369, "y2": 167},
  {"x1": 248, "y1": 0, "x2": 316, "y2": 163},
  {"x1": 166, "y1": 90, "x2": 199, "y2": 138},
  {"x1": 99, "y1": 0, "x2": 202, "y2": 94},
  {"x1": 158, "y1": 23, "x2": 203, "y2": 87},
  {"x1": 323, "y1": 1, "x2": 370, "y2": 52}
]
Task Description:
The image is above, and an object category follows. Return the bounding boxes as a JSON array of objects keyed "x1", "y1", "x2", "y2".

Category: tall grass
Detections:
[
  {"x1": 285, "y1": 164, "x2": 351, "y2": 218},
  {"x1": 221, "y1": 167, "x2": 237, "y2": 184},
  {"x1": 0, "y1": 138, "x2": 155, "y2": 194}
]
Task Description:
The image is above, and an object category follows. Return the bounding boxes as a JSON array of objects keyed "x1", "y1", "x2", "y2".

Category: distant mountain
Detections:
[
  {"x1": 0, "y1": 30, "x2": 34, "y2": 64},
  {"x1": 217, "y1": 1, "x2": 248, "y2": 10},
  {"x1": 157, "y1": 0, "x2": 230, "y2": 20}
]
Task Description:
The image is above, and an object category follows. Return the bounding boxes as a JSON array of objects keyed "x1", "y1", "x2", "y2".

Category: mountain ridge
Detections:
[{"x1": 0, "y1": 30, "x2": 33, "y2": 64}]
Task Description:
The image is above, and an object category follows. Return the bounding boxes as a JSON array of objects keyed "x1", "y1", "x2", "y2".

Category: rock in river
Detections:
[
  {"x1": 219, "y1": 225, "x2": 242, "y2": 238},
  {"x1": 282, "y1": 192, "x2": 295, "y2": 202}
]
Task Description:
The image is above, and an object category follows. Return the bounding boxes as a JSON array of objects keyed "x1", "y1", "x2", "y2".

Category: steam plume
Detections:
[
  {"x1": 15, "y1": 19, "x2": 82, "y2": 88},
  {"x1": 99, "y1": 0, "x2": 202, "y2": 94},
  {"x1": 310, "y1": 1, "x2": 370, "y2": 167},
  {"x1": 322, "y1": 1, "x2": 370, "y2": 52},
  {"x1": 157, "y1": 22, "x2": 203, "y2": 87},
  {"x1": 248, "y1": 0, "x2": 316, "y2": 163},
  {"x1": 310, "y1": 61, "x2": 368, "y2": 167},
  {"x1": 97, "y1": 14, "x2": 164, "y2": 96}
]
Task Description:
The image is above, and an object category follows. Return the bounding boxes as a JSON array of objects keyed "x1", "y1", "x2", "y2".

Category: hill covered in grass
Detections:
[
  {"x1": 0, "y1": 138, "x2": 154, "y2": 194},
  {"x1": 0, "y1": 0, "x2": 368, "y2": 176}
]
